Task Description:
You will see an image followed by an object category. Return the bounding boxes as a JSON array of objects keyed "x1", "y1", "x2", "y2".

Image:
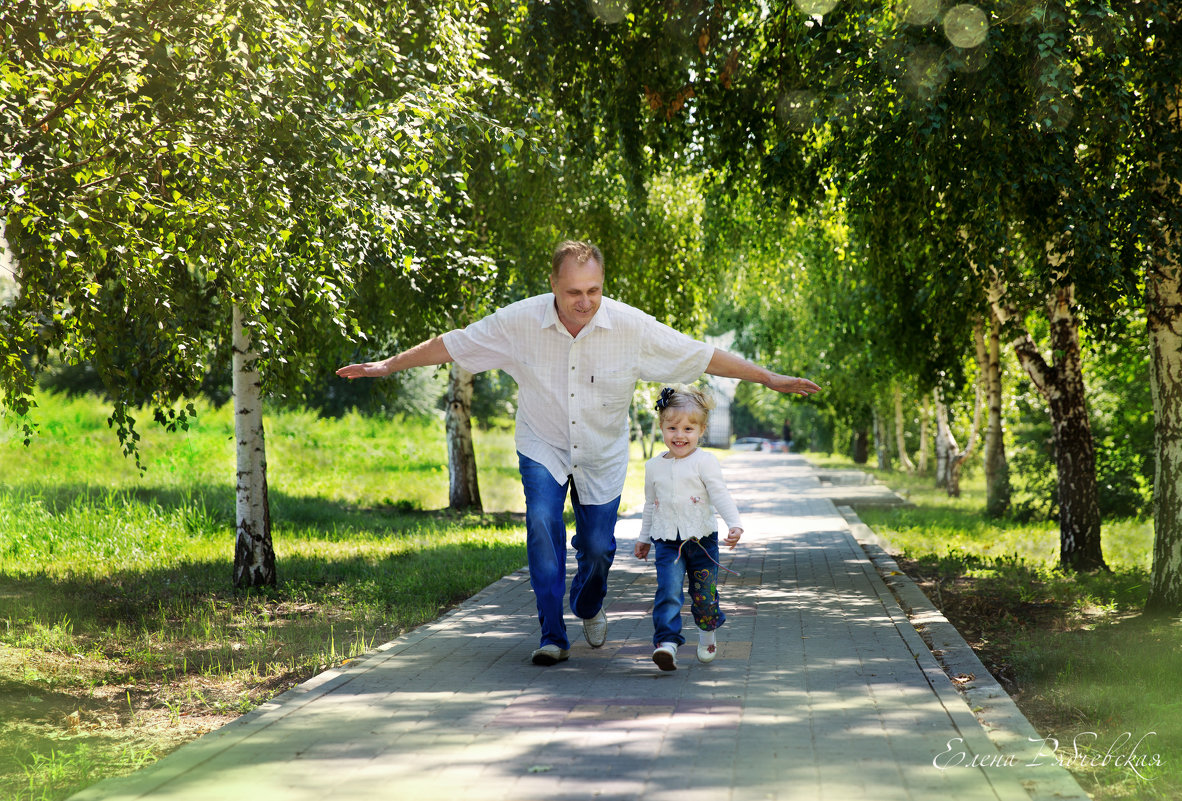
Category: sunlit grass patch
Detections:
[{"x1": 1, "y1": 392, "x2": 554, "y2": 800}]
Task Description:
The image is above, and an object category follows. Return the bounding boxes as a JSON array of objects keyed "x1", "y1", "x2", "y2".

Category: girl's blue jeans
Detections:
[
  {"x1": 519, "y1": 452, "x2": 619, "y2": 650},
  {"x1": 652, "y1": 533, "x2": 726, "y2": 647}
]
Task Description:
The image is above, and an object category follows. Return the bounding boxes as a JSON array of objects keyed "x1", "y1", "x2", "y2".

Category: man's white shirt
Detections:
[{"x1": 442, "y1": 294, "x2": 713, "y2": 504}]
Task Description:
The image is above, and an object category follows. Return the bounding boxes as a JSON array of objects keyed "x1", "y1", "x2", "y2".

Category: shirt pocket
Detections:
[{"x1": 593, "y1": 368, "x2": 635, "y2": 411}]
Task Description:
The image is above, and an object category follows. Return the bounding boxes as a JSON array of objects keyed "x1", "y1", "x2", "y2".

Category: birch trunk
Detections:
[
  {"x1": 445, "y1": 365, "x2": 482, "y2": 512},
  {"x1": 632, "y1": 398, "x2": 653, "y2": 459},
  {"x1": 893, "y1": 385, "x2": 917, "y2": 473},
  {"x1": 873, "y1": 406, "x2": 892, "y2": 470},
  {"x1": 991, "y1": 282, "x2": 1107, "y2": 572},
  {"x1": 917, "y1": 394, "x2": 931, "y2": 475},
  {"x1": 933, "y1": 388, "x2": 981, "y2": 497},
  {"x1": 934, "y1": 391, "x2": 955, "y2": 489},
  {"x1": 983, "y1": 310, "x2": 1011, "y2": 518},
  {"x1": 948, "y1": 325, "x2": 986, "y2": 498},
  {"x1": 1145, "y1": 151, "x2": 1182, "y2": 611},
  {"x1": 232, "y1": 303, "x2": 275, "y2": 588}
]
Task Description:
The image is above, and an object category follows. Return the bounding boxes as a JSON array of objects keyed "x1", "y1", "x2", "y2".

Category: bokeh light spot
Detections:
[
  {"x1": 943, "y1": 4, "x2": 989, "y2": 49},
  {"x1": 776, "y1": 90, "x2": 819, "y2": 130},
  {"x1": 950, "y1": 43, "x2": 991, "y2": 73},
  {"x1": 903, "y1": 44, "x2": 948, "y2": 99},
  {"x1": 589, "y1": 0, "x2": 629, "y2": 24},
  {"x1": 896, "y1": 0, "x2": 939, "y2": 25},
  {"x1": 794, "y1": 0, "x2": 839, "y2": 16}
]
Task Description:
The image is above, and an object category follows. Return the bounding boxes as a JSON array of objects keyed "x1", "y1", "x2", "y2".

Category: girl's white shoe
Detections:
[
  {"x1": 697, "y1": 630, "x2": 717, "y2": 663},
  {"x1": 652, "y1": 642, "x2": 678, "y2": 671},
  {"x1": 696, "y1": 640, "x2": 718, "y2": 663}
]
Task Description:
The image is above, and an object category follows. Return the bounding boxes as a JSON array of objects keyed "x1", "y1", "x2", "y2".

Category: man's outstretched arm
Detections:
[
  {"x1": 705, "y1": 348, "x2": 821, "y2": 397},
  {"x1": 336, "y1": 335, "x2": 454, "y2": 379}
]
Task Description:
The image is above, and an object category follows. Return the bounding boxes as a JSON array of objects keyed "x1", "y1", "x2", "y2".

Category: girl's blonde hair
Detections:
[{"x1": 655, "y1": 384, "x2": 715, "y2": 427}]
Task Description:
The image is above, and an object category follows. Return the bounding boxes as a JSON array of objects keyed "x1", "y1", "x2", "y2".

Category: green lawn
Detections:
[
  {"x1": 0, "y1": 392, "x2": 652, "y2": 801},
  {"x1": 9, "y1": 396, "x2": 1175, "y2": 801}
]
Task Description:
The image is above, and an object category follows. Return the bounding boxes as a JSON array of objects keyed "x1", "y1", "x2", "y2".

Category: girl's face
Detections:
[{"x1": 660, "y1": 410, "x2": 704, "y2": 459}]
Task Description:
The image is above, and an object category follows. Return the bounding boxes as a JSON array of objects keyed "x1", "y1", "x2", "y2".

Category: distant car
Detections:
[
  {"x1": 768, "y1": 439, "x2": 791, "y2": 453},
  {"x1": 732, "y1": 437, "x2": 773, "y2": 451}
]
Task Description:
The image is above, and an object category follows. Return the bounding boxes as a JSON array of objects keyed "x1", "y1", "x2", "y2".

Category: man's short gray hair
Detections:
[{"x1": 551, "y1": 240, "x2": 604, "y2": 277}]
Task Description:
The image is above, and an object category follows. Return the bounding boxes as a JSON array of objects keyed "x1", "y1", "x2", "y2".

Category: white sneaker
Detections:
[
  {"x1": 582, "y1": 609, "x2": 608, "y2": 648},
  {"x1": 652, "y1": 642, "x2": 678, "y2": 671},
  {"x1": 531, "y1": 644, "x2": 570, "y2": 666},
  {"x1": 697, "y1": 640, "x2": 718, "y2": 663}
]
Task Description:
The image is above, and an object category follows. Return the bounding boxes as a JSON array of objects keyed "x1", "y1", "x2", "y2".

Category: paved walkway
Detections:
[{"x1": 72, "y1": 455, "x2": 1087, "y2": 801}]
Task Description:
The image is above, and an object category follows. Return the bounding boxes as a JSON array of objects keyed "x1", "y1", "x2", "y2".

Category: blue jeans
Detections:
[
  {"x1": 652, "y1": 533, "x2": 726, "y2": 647},
  {"x1": 519, "y1": 453, "x2": 620, "y2": 650}
]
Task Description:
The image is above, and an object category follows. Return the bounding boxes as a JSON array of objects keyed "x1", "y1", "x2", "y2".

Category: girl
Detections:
[{"x1": 634, "y1": 385, "x2": 743, "y2": 671}]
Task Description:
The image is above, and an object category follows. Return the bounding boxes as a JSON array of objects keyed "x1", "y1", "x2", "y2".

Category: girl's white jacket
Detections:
[{"x1": 639, "y1": 448, "x2": 743, "y2": 544}]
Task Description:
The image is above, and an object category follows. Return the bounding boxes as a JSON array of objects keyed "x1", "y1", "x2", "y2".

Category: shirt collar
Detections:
[{"x1": 540, "y1": 294, "x2": 615, "y2": 335}]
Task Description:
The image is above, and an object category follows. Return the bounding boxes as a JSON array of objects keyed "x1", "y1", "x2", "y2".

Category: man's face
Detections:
[{"x1": 550, "y1": 256, "x2": 604, "y2": 333}]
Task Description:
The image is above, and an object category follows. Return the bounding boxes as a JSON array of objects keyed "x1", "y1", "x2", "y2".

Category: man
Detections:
[{"x1": 337, "y1": 241, "x2": 819, "y2": 665}]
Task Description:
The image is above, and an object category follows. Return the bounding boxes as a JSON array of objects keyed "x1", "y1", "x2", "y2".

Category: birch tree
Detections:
[
  {"x1": 1, "y1": 0, "x2": 502, "y2": 586},
  {"x1": 988, "y1": 279, "x2": 1106, "y2": 570},
  {"x1": 892, "y1": 385, "x2": 917, "y2": 474},
  {"x1": 445, "y1": 365, "x2": 482, "y2": 512},
  {"x1": 1132, "y1": 1, "x2": 1182, "y2": 613},
  {"x1": 980, "y1": 311, "x2": 1011, "y2": 517},
  {"x1": 933, "y1": 378, "x2": 982, "y2": 498}
]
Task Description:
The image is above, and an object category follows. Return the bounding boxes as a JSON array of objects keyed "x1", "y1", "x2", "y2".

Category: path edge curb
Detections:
[
  {"x1": 839, "y1": 505, "x2": 1091, "y2": 801},
  {"x1": 66, "y1": 567, "x2": 535, "y2": 801}
]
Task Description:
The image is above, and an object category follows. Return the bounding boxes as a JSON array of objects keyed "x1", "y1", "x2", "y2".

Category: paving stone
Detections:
[{"x1": 68, "y1": 454, "x2": 1088, "y2": 801}]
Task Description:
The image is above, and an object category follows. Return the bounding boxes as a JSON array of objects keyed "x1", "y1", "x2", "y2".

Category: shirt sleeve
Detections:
[
  {"x1": 639, "y1": 461, "x2": 657, "y2": 544},
  {"x1": 636, "y1": 317, "x2": 714, "y2": 385},
  {"x1": 441, "y1": 310, "x2": 511, "y2": 374},
  {"x1": 700, "y1": 453, "x2": 743, "y2": 532}
]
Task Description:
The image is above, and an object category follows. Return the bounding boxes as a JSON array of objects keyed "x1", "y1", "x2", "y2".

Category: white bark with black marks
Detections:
[
  {"x1": 1146, "y1": 196, "x2": 1182, "y2": 611},
  {"x1": 445, "y1": 365, "x2": 482, "y2": 512},
  {"x1": 988, "y1": 279, "x2": 1107, "y2": 572},
  {"x1": 982, "y1": 310, "x2": 1011, "y2": 517},
  {"x1": 934, "y1": 378, "x2": 982, "y2": 498},
  {"x1": 893, "y1": 385, "x2": 917, "y2": 473},
  {"x1": 917, "y1": 393, "x2": 931, "y2": 475},
  {"x1": 934, "y1": 390, "x2": 955, "y2": 489},
  {"x1": 873, "y1": 405, "x2": 892, "y2": 470},
  {"x1": 232, "y1": 303, "x2": 275, "y2": 588}
]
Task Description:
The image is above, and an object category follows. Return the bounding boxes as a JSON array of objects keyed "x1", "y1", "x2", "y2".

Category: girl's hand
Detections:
[
  {"x1": 724, "y1": 527, "x2": 743, "y2": 549},
  {"x1": 634, "y1": 542, "x2": 651, "y2": 560}
]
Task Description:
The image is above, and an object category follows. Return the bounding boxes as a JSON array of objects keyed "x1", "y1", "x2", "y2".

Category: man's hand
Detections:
[
  {"x1": 706, "y1": 349, "x2": 820, "y2": 397},
  {"x1": 334, "y1": 336, "x2": 454, "y2": 380},
  {"x1": 336, "y1": 361, "x2": 390, "y2": 379},
  {"x1": 634, "y1": 542, "x2": 651, "y2": 560},
  {"x1": 764, "y1": 374, "x2": 821, "y2": 397}
]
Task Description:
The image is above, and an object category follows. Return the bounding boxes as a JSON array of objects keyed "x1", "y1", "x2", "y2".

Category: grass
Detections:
[
  {"x1": 806, "y1": 453, "x2": 1178, "y2": 800},
  {"x1": 0, "y1": 392, "x2": 652, "y2": 801}
]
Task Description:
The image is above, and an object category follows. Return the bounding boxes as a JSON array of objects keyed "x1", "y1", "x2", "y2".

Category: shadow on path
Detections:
[{"x1": 68, "y1": 455, "x2": 1087, "y2": 801}]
